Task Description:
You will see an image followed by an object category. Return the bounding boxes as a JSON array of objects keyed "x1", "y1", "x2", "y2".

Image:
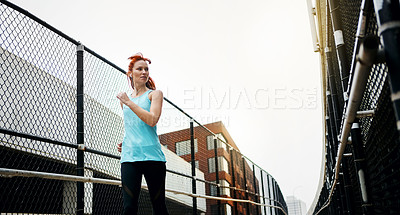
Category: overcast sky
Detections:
[{"x1": 9, "y1": 0, "x2": 323, "y2": 209}]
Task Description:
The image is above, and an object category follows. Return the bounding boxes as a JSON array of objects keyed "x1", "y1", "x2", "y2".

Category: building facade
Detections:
[
  {"x1": 159, "y1": 121, "x2": 261, "y2": 215},
  {"x1": 286, "y1": 196, "x2": 306, "y2": 215}
]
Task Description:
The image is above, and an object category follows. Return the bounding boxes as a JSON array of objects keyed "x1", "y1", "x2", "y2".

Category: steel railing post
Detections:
[
  {"x1": 230, "y1": 148, "x2": 238, "y2": 215},
  {"x1": 214, "y1": 136, "x2": 221, "y2": 215},
  {"x1": 76, "y1": 44, "x2": 85, "y2": 215},
  {"x1": 190, "y1": 119, "x2": 197, "y2": 215}
]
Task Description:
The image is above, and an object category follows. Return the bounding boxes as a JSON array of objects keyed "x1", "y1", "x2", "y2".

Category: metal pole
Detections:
[
  {"x1": 327, "y1": 0, "x2": 350, "y2": 97},
  {"x1": 373, "y1": 0, "x2": 400, "y2": 134},
  {"x1": 306, "y1": 0, "x2": 320, "y2": 52},
  {"x1": 337, "y1": 172, "x2": 347, "y2": 214},
  {"x1": 326, "y1": 90, "x2": 338, "y2": 153},
  {"x1": 252, "y1": 164, "x2": 260, "y2": 215},
  {"x1": 76, "y1": 44, "x2": 84, "y2": 215},
  {"x1": 326, "y1": 47, "x2": 343, "y2": 134},
  {"x1": 230, "y1": 148, "x2": 238, "y2": 215},
  {"x1": 190, "y1": 119, "x2": 197, "y2": 215},
  {"x1": 347, "y1": 0, "x2": 374, "y2": 90},
  {"x1": 325, "y1": 115, "x2": 335, "y2": 182},
  {"x1": 341, "y1": 158, "x2": 354, "y2": 214},
  {"x1": 260, "y1": 171, "x2": 267, "y2": 215},
  {"x1": 242, "y1": 157, "x2": 250, "y2": 215},
  {"x1": 350, "y1": 121, "x2": 372, "y2": 214},
  {"x1": 273, "y1": 181, "x2": 278, "y2": 215},
  {"x1": 268, "y1": 175, "x2": 273, "y2": 215},
  {"x1": 325, "y1": 0, "x2": 343, "y2": 130},
  {"x1": 213, "y1": 137, "x2": 221, "y2": 215}
]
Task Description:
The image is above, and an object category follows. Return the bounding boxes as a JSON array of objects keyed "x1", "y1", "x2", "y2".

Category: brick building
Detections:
[{"x1": 159, "y1": 121, "x2": 260, "y2": 215}]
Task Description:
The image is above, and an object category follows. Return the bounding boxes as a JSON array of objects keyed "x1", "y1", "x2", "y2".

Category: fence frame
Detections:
[{"x1": 0, "y1": 0, "x2": 288, "y2": 214}]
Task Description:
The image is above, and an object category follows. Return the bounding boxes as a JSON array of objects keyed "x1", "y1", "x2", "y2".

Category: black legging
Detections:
[{"x1": 121, "y1": 161, "x2": 169, "y2": 215}]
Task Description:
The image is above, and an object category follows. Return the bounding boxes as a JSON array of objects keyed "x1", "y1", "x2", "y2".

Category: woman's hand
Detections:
[
  {"x1": 117, "y1": 92, "x2": 130, "y2": 105},
  {"x1": 117, "y1": 142, "x2": 122, "y2": 152},
  {"x1": 118, "y1": 90, "x2": 163, "y2": 127}
]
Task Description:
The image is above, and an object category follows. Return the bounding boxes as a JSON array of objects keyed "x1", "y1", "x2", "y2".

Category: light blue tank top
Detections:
[{"x1": 121, "y1": 89, "x2": 166, "y2": 163}]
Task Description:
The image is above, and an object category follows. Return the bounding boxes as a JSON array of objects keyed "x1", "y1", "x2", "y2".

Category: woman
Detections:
[{"x1": 116, "y1": 53, "x2": 169, "y2": 215}]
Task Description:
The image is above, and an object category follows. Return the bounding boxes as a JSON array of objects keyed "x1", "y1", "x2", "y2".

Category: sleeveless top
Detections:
[{"x1": 120, "y1": 89, "x2": 166, "y2": 163}]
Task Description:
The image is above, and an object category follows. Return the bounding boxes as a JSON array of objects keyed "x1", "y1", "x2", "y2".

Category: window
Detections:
[
  {"x1": 210, "y1": 182, "x2": 217, "y2": 196},
  {"x1": 208, "y1": 156, "x2": 229, "y2": 174},
  {"x1": 207, "y1": 133, "x2": 228, "y2": 151},
  {"x1": 206, "y1": 135, "x2": 214, "y2": 150},
  {"x1": 189, "y1": 160, "x2": 200, "y2": 169},
  {"x1": 176, "y1": 139, "x2": 198, "y2": 156},
  {"x1": 210, "y1": 180, "x2": 231, "y2": 197},
  {"x1": 224, "y1": 203, "x2": 232, "y2": 215}
]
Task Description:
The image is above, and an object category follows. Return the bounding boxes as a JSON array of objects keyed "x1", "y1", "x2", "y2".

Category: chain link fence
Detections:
[
  {"x1": 310, "y1": 0, "x2": 400, "y2": 214},
  {"x1": 0, "y1": 1, "x2": 287, "y2": 214}
]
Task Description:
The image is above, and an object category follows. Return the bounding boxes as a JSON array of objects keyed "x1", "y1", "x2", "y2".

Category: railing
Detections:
[
  {"x1": 308, "y1": 0, "x2": 400, "y2": 214},
  {"x1": 0, "y1": 0, "x2": 287, "y2": 214}
]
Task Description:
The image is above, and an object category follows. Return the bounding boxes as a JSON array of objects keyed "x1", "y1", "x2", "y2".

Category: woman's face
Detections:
[{"x1": 131, "y1": 60, "x2": 149, "y2": 85}]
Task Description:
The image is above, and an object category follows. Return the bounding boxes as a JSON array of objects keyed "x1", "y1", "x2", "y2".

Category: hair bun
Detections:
[{"x1": 128, "y1": 52, "x2": 151, "y2": 64}]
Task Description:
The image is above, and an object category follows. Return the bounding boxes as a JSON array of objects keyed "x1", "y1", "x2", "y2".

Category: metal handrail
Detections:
[
  {"x1": 0, "y1": 167, "x2": 288, "y2": 215},
  {"x1": 0, "y1": 127, "x2": 284, "y2": 205}
]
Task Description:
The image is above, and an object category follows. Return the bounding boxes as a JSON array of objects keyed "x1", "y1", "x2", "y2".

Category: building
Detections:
[
  {"x1": 159, "y1": 121, "x2": 261, "y2": 215},
  {"x1": 286, "y1": 196, "x2": 306, "y2": 215}
]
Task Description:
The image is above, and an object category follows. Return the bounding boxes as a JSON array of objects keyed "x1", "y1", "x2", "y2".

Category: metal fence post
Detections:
[
  {"x1": 341, "y1": 157, "x2": 354, "y2": 214},
  {"x1": 252, "y1": 164, "x2": 260, "y2": 215},
  {"x1": 242, "y1": 156, "x2": 250, "y2": 215},
  {"x1": 268, "y1": 175, "x2": 273, "y2": 215},
  {"x1": 351, "y1": 121, "x2": 372, "y2": 214},
  {"x1": 76, "y1": 44, "x2": 85, "y2": 215},
  {"x1": 327, "y1": 0, "x2": 350, "y2": 97},
  {"x1": 274, "y1": 180, "x2": 278, "y2": 215},
  {"x1": 337, "y1": 169, "x2": 347, "y2": 214},
  {"x1": 260, "y1": 170, "x2": 267, "y2": 215},
  {"x1": 213, "y1": 136, "x2": 221, "y2": 215},
  {"x1": 230, "y1": 148, "x2": 238, "y2": 215},
  {"x1": 190, "y1": 119, "x2": 197, "y2": 215}
]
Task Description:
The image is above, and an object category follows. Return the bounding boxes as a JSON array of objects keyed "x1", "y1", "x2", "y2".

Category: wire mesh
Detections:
[
  {"x1": 0, "y1": 3, "x2": 76, "y2": 149},
  {"x1": 0, "y1": 2, "x2": 77, "y2": 213},
  {"x1": 312, "y1": 0, "x2": 400, "y2": 214},
  {"x1": 82, "y1": 51, "x2": 126, "y2": 179}
]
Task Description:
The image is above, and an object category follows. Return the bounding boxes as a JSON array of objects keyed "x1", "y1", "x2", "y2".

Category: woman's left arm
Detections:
[{"x1": 117, "y1": 90, "x2": 163, "y2": 127}]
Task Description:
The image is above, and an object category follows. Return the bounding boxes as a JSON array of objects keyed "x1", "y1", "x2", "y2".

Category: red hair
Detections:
[{"x1": 127, "y1": 52, "x2": 156, "y2": 90}]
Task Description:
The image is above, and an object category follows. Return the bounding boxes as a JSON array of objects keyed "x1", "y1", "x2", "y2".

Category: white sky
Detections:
[{"x1": 10, "y1": 0, "x2": 323, "y2": 210}]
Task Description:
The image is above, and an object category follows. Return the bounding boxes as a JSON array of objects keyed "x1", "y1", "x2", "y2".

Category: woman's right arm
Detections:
[{"x1": 117, "y1": 91, "x2": 163, "y2": 127}]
